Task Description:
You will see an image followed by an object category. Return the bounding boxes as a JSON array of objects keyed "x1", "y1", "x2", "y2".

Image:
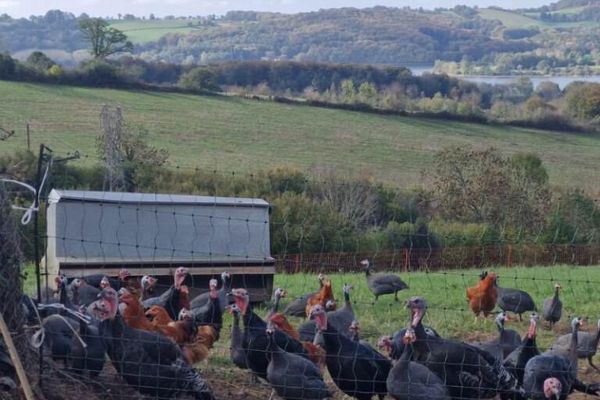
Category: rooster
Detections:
[
  {"x1": 120, "y1": 290, "x2": 155, "y2": 331},
  {"x1": 466, "y1": 271, "x2": 498, "y2": 320},
  {"x1": 305, "y1": 277, "x2": 335, "y2": 318}
]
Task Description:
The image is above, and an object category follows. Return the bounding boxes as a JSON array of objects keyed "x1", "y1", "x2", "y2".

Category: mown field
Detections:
[
  {"x1": 1, "y1": 81, "x2": 599, "y2": 191},
  {"x1": 110, "y1": 19, "x2": 204, "y2": 43},
  {"x1": 23, "y1": 264, "x2": 600, "y2": 399}
]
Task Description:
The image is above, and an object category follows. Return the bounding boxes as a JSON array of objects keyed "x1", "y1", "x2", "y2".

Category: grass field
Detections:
[
  {"x1": 1, "y1": 81, "x2": 599, "y2": 191},
  {"x1": 23, "y1": 264, "x2": 600, "y2": 399},
  {"x1": 110, "y1": 19, "x2": 203, "y2": 43},
  {"x1": 477, "y1": 8, "x2": 594, "y2": 29}
]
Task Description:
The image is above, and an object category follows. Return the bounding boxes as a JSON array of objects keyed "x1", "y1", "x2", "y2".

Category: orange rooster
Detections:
[
  {"x1": 466, "y1": 271, "x2": 498, "y2": 319},
  {"x1": 269, "y1": 313, "x2": 326, "y2": 367},
  {"x1": 120, "y1": 290, "x2": 156, "y2": 331},
  {"x1": 145, "y1": 305, "x2": 196, "y2": 344},
  {"x1": 305, "y1": 277, "x2": 335, "y2": 317}
]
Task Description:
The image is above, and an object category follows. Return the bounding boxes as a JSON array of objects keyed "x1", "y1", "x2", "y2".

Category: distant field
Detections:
[
  {"x1": 110, "y1": 19, "x2": 203, "y2": 42},
  {"x1": 478, "y1": 8, "x2": 545, "y2": 28},
  {"x1": 1, "y1": 81, "x2": 599, "y2": 190}
]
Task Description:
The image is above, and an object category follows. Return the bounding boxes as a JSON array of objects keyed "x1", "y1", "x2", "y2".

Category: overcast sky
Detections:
[{"x1": 0, "y1": 0, "x2": 551, "y2": 18}]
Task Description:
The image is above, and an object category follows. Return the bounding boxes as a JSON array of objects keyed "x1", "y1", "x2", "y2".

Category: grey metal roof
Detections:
[{"x1": 48, "y1": 189, "x2": 269, "y2": 208}]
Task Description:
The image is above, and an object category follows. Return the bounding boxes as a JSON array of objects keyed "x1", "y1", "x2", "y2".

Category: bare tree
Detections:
[
  {"x1": 311, "y1": 166, "x2": 378, "y2": 229},
  {"x1": 99, "y1": 105, "x2": 125, "y2": 191}
]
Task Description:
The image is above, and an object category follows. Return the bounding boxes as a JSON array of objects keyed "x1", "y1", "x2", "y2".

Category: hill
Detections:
[{"x1": 0, "y1": 81, "x2": 599, "y2": 191}]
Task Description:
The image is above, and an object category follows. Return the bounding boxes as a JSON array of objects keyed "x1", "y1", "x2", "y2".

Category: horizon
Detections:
[{"x1": 0, "y1": 0, "x2": 553, "y2": 18}]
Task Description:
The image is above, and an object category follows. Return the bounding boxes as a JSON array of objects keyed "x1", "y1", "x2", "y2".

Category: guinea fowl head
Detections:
[
  {"x1": 178, "y1": 307, "x2": 193, "y2": 321},
  {"x1": 72, "y1": 278, "x2": 84, "y2": 288},
  {"x1": 325, "y1": 299, "x2": 336, "y2": 311},
  {"x1": 273, "y1": 287, "x2": 287, "y2": 300},
  {"x1": 230, "y1": 288, "x2": 250, "y2": 315},
  {"x1": 221, "y1": 271, "x2": 231, "y2": 283},
  {"x1": 406, "y1": 296, "x2": 427, "y2": 328},
  {"x1": 554, "y1": 283, "x2": 562, "y2": 290},
  {"x1": 403, "y1": 328, "x2": 417, "y2": 344},
  {"x1": 571, "y1": 316, "x2": 585, "y2": 331},
  {"x1": 343, "y1": 283, "x2": 353, "y2": 294},
  {"x1": 349, "y1": 320, "x2": 360, "y2": 332},
  {"x1": 173, "y1": 267, "x2": 189, "y2": 288},
  {"x1": 226, "y1": 303, "x2": 241, "y2": 316},
  {"x1": 118, "y1": 269, "x2": 131, "y2": 281},
  {"x1": 309, "y1": 304, "x2": 328, "y2": 331},
  {"x1": 141, "y1": 275, "x2": 157, "y2": 291},
  {"x1": 360, "y1": 259, "x2": 370, "y2": 270},
  {"x1": 98, "y1": 287, "x2": 119, "y2": 320},
  {"x1": 495, "y1": 312, "x2": 509, "y2": 328},
  {"x1": 100, "y1": 276, "x2": 111, "y2": 289},
  {"x1": 377, "y1": 335, "x2": 393, "y2": 353},
  {"x1": 543, "y1": 377, "x2": 562, "y2": 400},
  {"x1": 55, "y1": 274, "x2": 68, "y2": 290}
]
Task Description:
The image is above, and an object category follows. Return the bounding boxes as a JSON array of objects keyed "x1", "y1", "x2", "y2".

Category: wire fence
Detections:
[{"x1": 1, "y1": 126, "x2": 600, "y2": 400}]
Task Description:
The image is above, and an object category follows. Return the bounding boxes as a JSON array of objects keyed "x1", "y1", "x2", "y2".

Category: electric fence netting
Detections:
[{"x1": 0, "y1": 118, "x2": 599, "y2": 400}]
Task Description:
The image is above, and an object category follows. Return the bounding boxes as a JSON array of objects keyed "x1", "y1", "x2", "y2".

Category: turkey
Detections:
[
  {"x1": 230, "y1": 288, "x2": 308, "y2": 381},
  {"x1": 310, "y1": 304, "x2": 391, "y2": 400},
  {"x1": 326, "y1": 283, "x2": 355, "y2": 335},
  {"x1": 378, "y1": 325, "x2": 440, "y2": 360},
  {"x1": 547, "y1": 317, "x2": 600, "y2": 372},
  {"x1": 70, "y1": 278, "x2": 100, "y2": 307},
  {"x1": 226, "y1": 303, "x2": 249, "y2": 370},
  {"x1": 406, "y1": 296, "x2": 519, "y2": 400},
  {"x1": 503, "y1": 313, "x2": 540, "y2": 386},
  {"x1": 80, "y1": 269, "x2": 131, "y2": 290},
  {"x1": 523, "y1": 316, "x2": 600, "y2": 400},
  {"x1": 361, "y1": 259, "x2": 408, "y2": 301},
  {"x1": 386, "y1": 328, "x2": 450, "y2": 400},
  {"x1": 542, "y1": 283, "x2": 562, "y2": 328},
  {"x1": 190, "y1": 271, "x2": 231, "y2": 314},
  {"x1": 265, "y1": 323, "x2": 331, "y2": 400},
  {"x1": 97, "y1": 287, "x2": 215, "y2": 399},
  {"x1": 142, "y1": 266, "x2": 190, "y2": 320}
]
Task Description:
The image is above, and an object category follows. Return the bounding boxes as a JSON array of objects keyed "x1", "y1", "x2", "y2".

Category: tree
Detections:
[
  {"x1": 79, "y1": 18, "x2": 133, "y2": 59},
  {"x1": 565, "y1": 83, "x2": 600, "y2": 120},
  {"x1": 177, "y1": 67, "x2": 220, "y2": 92},
  {"x1": 26, "y1": 51, "x2": 55, "y2": 72}
]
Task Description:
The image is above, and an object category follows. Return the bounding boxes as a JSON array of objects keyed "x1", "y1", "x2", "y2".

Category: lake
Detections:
[{"x1": 408, "y1": 65, "x2": 600, "y2": 89}]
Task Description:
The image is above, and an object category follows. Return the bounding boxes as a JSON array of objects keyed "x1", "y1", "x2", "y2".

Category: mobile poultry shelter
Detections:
[{"x1": 45, "y1": 189, "x2": 275, "y2": 301}]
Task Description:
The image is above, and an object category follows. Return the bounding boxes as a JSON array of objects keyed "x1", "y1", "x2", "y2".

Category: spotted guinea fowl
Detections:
[
  {"x1": 70, "y1": 278, "x2": 100, "y2": 307},
  {"x1": 548, "y1": 317, "x2": 600, "y2": 372},
  {"x1": 496, "y1": 282, "x2": 536, "y2": 321},
  {"x1": 475, "y1": 311, "x2": 521, "y2": 360},
  {"x1": 542, "y1": 283, "x2": 562, "y2": 328},
  {"x1": 503, "y1": 313, "x2": 540, "y2": 386},
  {"x1": 310, "y1": 304, "x2": 391, "y2": 400},
  {"x1": 523, "y1": 316, "x2": 600, "y2": 400},
  {"x1": 386, "y1": 328, "x2": 450, "y2": 400},
  {"x1": 97, "y1": 287, "x2": 215, "y2": 400},
  {"x1": 265, "y1": 323, "x2": 331, "y2": 400},
  {"x1": 230, "y1": 288, "x2": 308, "y2": 381},
  {"x1": 361, "y1": 259, "x2": 408, "y2": 302},
  {"x1": 407, "y1": 296, "x2": 519, "y2": 400},
  {"x1": 284, "y1": 274, "x2": 325, "y2": 317}
]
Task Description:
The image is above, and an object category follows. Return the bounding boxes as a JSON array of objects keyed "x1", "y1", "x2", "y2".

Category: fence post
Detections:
[{"x1": 507, "y1": 245, "x2": 512, "y2": 267}]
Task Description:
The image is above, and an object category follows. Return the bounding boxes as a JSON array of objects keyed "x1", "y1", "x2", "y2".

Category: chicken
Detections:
[
  {"x1": 120, "y1": 290, "x2": 155, "y2": 331},
  {"x1": 145, "y1": 305, "x2": 196, "y2": 344},
  {"x1": 269, "y1": 312, "x2": 326, "y2": 367},
  {"x1": 305, "y1": 277, "x2": 335, "y2": 317},
  {"x1": 466, "y1": 271, "x2": 498, "y2": 319},
  {"x1": 142, "y1": 267, "x2": 190, "y2": 320}
]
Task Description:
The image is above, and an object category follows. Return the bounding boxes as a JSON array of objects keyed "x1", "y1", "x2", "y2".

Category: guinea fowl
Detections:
[
  {"x1": 548, "y1": 317, "x2": 600, "y2": 372},
  {"x1": 70, "y1": 278, "x2": 100, "y2": 306},
  {"x1": 265, "y1": 324, "x2": 331, "y2": 400},
  {"x1": 523, "y1": 316, "x2": 600, "y2": 400},
  {"x1": 190, "y1": 271, "x2": 231, "y2": 314},
  {"x1": 406, "y1": 296, "x2": 518, "y2": 400},
  {"x1": 310, "y1": 304, "x2": 391, "y2": 400},
  {"x1": 496, "y1": 283, "x2": 536, "y2": 321},
  {"x1": 386, "y1": 328, "x2": 450, "y2": 400},
  {"x1": 266, "y1": 287, "x2": 287, "y2": 320},
  {"x1": 542, "y1": 283, "x2": 562, "y2": 328},
  {"x1": 379, "y1": 325, "x2": 440, "y2": 360},
  {"x1": 97, "y1": 287, "x2": 215, "y2": 400},
  {"x1": 475, "y1": 311, "x2": 521, "y2": 360},
  {"x1": 326, "y1": 283, "x2": 355, "y2": 334},
  {"x1": 143, "y1": 266, "x2": 190, "y2": 320},
  {"x1": 226, "y1": 303, "x2": 249, "y2": 370},
  {"x1": 503, "y1": 313, "x2": 540, "y2": 386},
  {"x1": 70, "y1": 313, "x2": 106, "y2": 377},
  {"x1": 140, "y1": 275, "x2": 158, "y2": 300},
  {"x1": 231, "y1": 288, "x2": 308, "y2": 381},
  {"x1": 284, "y1": 274, "x2": 325, "y2": 317},
  {"x1": 361, "y1": 259, "x2": 408, "y2": 301}
]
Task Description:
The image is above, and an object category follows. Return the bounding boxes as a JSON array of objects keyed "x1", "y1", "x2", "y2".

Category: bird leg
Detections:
[
  {"x1": 588, "y1": 356, "x2": 600, "y2": 373},
  {"x1": 518, "y1": 313, "x2": 523, "y2": 322},
  {"x1": 268, "y1": 388, "x2": 276, "y2": 400},
  {"x1": 394, "y1": 291, "x2": 399, "y2": 302}
]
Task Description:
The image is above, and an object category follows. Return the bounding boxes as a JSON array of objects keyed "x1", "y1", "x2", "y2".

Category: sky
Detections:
[{"x1": 0, "y1": 0, "x2": 552, "y2": 18}]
